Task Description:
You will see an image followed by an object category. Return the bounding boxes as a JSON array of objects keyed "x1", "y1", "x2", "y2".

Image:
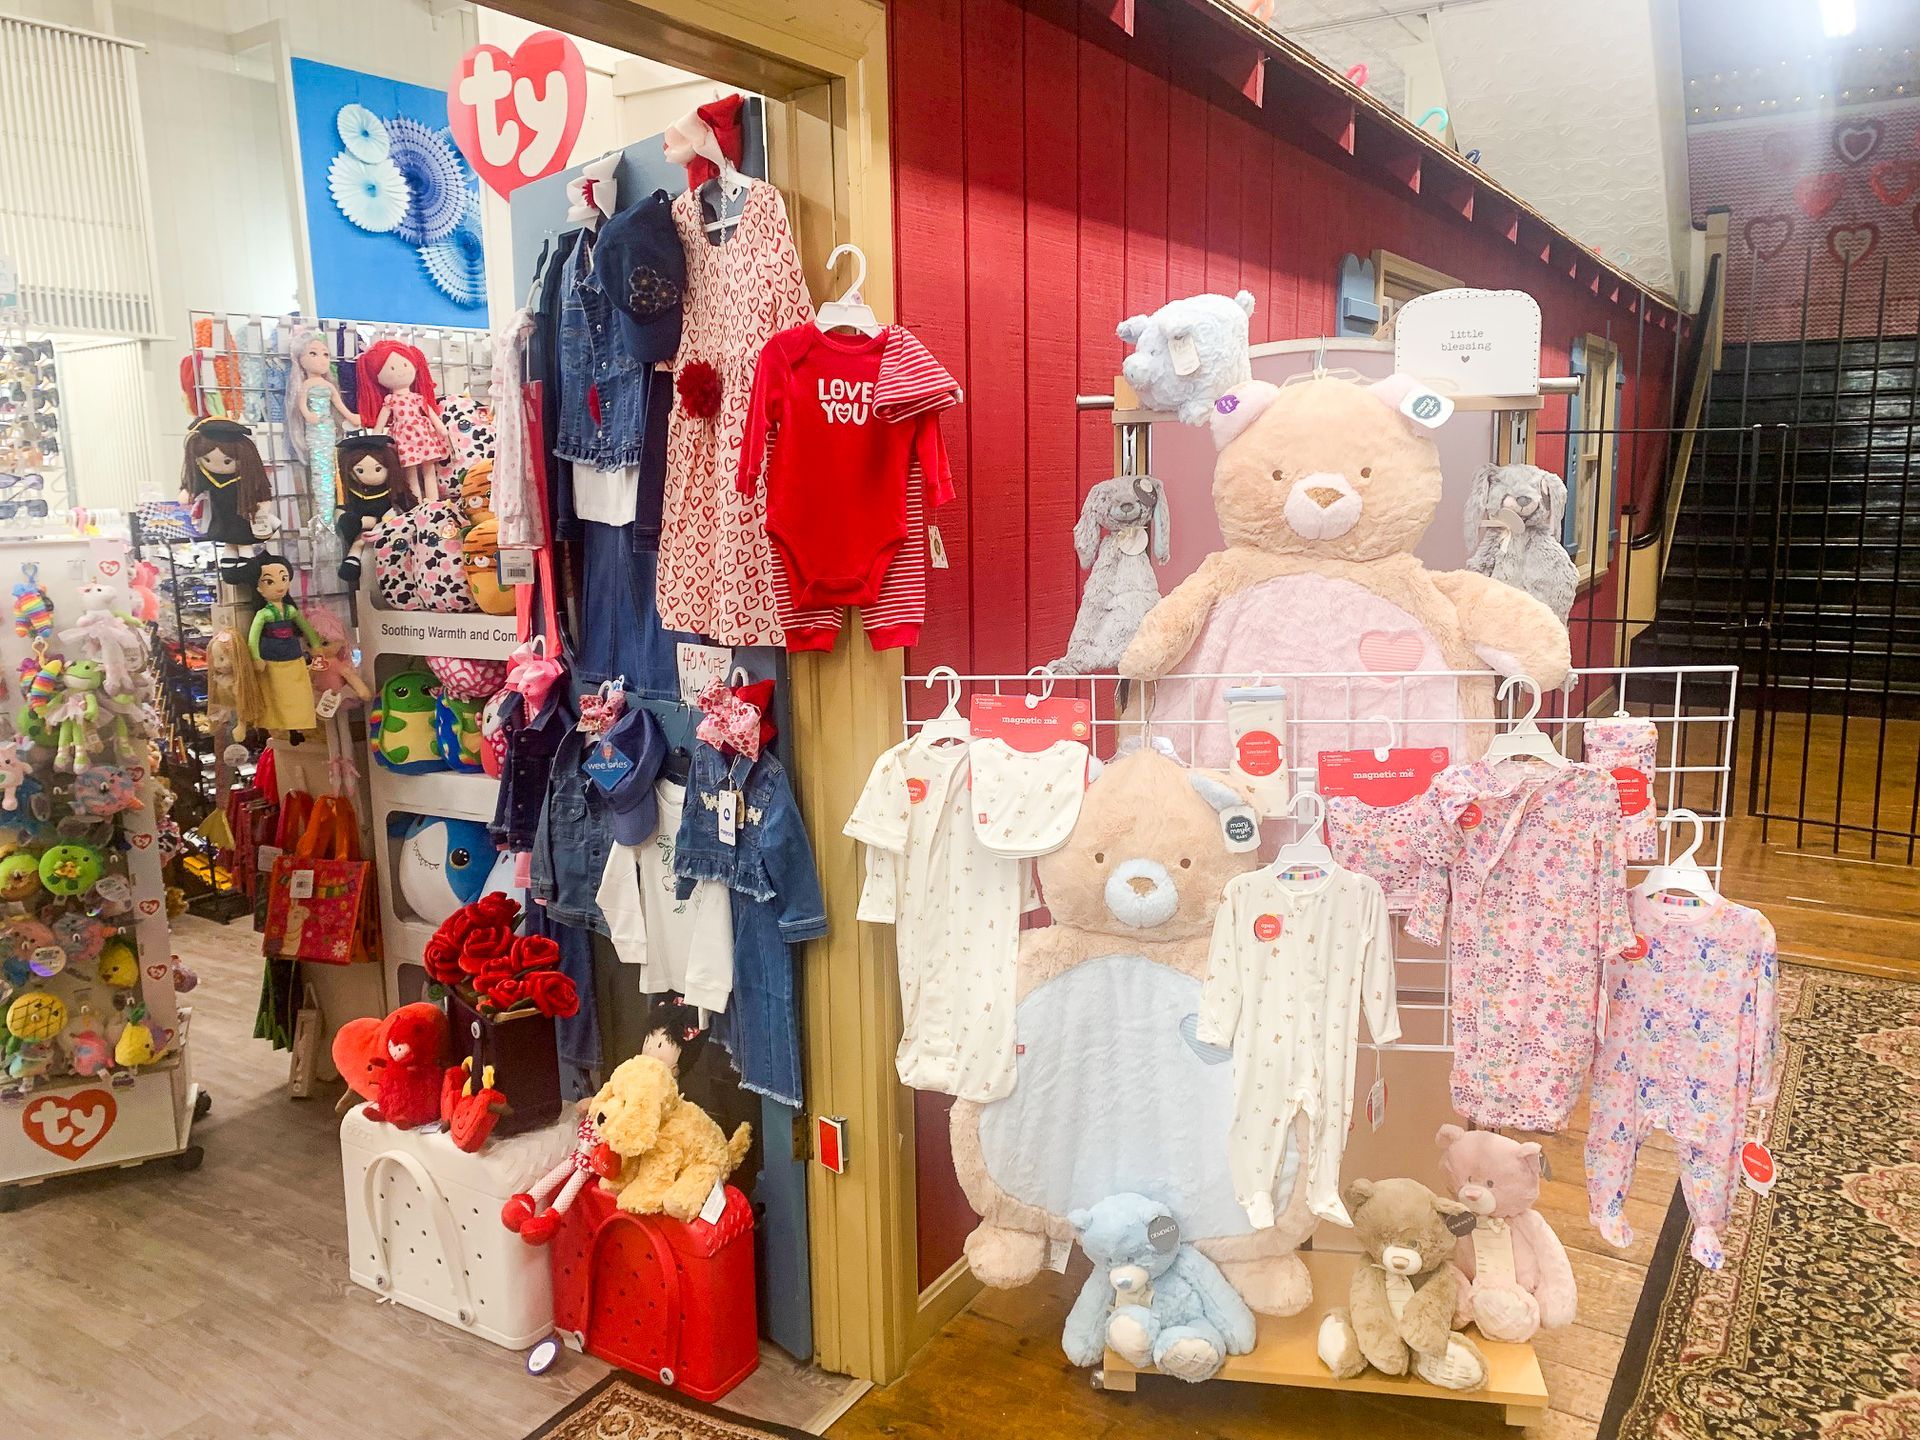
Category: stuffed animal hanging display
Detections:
[
  {"x1": 1463, "y1": 462, "x2": 1579, "y2": 623},
  {"x1": 45, "y1": 660, "x2": 104, "y2": 772},
  {"x1": 11, "y1": 565, "x2": 52, "y2": 644},
  {"x1": 59, "y1": 583, "x2": 148, "y2": 697},
  {"x1": 1049, "y1": 475, "x2": 1168, "y2": 674},
  {"x1": 1116, "y1": 291, "x2": 1256, "y2": 424}
]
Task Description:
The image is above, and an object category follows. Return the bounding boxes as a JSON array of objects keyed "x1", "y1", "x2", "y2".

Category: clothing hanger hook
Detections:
[
  {"x1": 1496, "y1": 673, "x2": 1542, "y2": 725},
  {"x1": 1364, "y1": 710, "x2": 1400, "y2": 759},
  {"x1": 1285, "y1": 788, "x2": 1326, "y2": 835},
  {"x1": 925, "y1": 664, "x2": 962, "y2": 716},
  {"x1": 1662, "y1": 807, "x2": 1705, "y2": 869},
  {"x1": 1023, "y1": 665, "x2": 1056, "y2": 710},
  {"x1": 826, "y1": 244, "x2": 868, "y2": 302}
]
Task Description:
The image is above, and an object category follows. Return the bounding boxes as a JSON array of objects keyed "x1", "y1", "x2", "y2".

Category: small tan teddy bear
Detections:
[
  {"x1": 1317, "y1": 1176, "x2": 1490, "y2": 1391},
  {"x1": 591, "y1": 1053, "x2": 751, "y2": 1222}
]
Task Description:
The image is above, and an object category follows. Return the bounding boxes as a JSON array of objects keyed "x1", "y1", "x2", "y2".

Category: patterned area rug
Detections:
[
  {"x1": 526, "y1": 1373, "x2": 815, "y2": 1440},
  {"x1": 1601, "y1": 965, "x2": 1920, "y2": 1439}
]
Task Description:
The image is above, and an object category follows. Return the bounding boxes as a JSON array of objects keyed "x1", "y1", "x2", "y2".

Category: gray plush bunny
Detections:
[
  {"x1": 1463, "y1": 463, "x2": 1578, "y2": 622},
  {"x1": 1050, "y1": 475, "x2": 1169, "y2": 673}
]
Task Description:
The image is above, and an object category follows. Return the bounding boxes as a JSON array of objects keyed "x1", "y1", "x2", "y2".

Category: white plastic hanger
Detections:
[
  {"x1": 1364, "y1": 711, "x2": 1400, "y2": 761},
  {"x1": 1485, "y1": 675, "x2": 1568, "y2": 767},
  {"x1": 920, "y1": 666, "x2": 968, "y2": 746},
  {"x1": 815, "y1": 245, "x2": 883, "y2": 336},
  {"x1": 1272, "y1": 790, "x2": 1334, "y2": 877},
  {"x1": 1022, "y1": 665, "x2": 1056, "y2": 712},
  {"x1": 703, "y1": 154, "x2": 749, "y2": 237},
  {"x1": 1633, "y1": 808, "x2": 1721, "y2": 905}
]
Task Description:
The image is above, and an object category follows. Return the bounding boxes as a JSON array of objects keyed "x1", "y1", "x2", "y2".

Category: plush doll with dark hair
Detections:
[
  {"x1": 333, "y1": 432, "x2": 411, "y2": 585},
  {"x1": 180, "y1": 417, "x2": 275, "y2": 545},
  {"x1": 246, "y1": 554, "x2": 320, "y2": 737}
]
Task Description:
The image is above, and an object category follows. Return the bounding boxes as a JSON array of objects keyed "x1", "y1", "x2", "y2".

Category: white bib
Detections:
[{"x1": 968, "y1": 738, "x2": 1089, "y2": 859}]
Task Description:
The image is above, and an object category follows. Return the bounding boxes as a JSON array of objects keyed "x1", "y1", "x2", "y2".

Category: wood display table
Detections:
[{"x1": 1098, "y1": 1248, "x2": 1550, "y2": 1428}]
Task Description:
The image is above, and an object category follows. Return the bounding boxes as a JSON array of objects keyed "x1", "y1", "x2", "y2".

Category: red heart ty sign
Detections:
[
  {"x1": 23, "y1": 1088, "x2": 117, "y2": 1162},
  {"x1": 448, "y1": 30, "x2": 586, "y2": 199}
]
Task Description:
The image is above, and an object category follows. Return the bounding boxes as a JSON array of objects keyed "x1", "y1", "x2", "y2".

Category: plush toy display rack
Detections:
[
  {"x1": 0, "y1": 537, "x2": 205, "y2": 1204},
  {"x1": 354, "y1": 569, "x2": 519, "y2": 1007},
  {"x1": 902, "y1": 661, "x2": 1736, "y2": 1421}
]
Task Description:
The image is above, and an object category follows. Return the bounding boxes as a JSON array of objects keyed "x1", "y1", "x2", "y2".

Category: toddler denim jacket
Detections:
[
  {"x1": 555, "y1": 231, "x2": 651, "y2": 471},
  {"x1": 673, "y1": 743, "x2": 827, "y2": 1107}
]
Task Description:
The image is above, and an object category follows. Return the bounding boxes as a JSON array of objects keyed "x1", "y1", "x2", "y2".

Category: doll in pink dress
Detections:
[{"x1": 357, "y1": 339, "x2": 450, "y2": 499}]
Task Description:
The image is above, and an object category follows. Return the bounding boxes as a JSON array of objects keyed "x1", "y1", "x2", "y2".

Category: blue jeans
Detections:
[
  {"x1": 576, "y1": 520, "x2": 690, "y2": 702},
  {"x1": 712, "y1": 894, "x2": 804, "y2": 1108}
]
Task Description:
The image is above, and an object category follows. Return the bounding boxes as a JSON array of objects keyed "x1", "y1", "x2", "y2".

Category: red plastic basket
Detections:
[{"x1": 549, "y1": 1182, "x2": 759, "y2": 1401}]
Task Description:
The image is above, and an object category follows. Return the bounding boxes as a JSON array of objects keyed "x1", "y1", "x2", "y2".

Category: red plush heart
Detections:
[
  {"x1": 447, "y1": 31, "x2": 587, "y2": 199},
  {"x1": 331, "y1": 1016, "x2": 387, "y2": 1100},
  {"x1": 1794, "y1": 172, "x2": 1844, "y2": 220},
  {"x1": 22, "y1": 1088, "x2": 117, "y2": 1161}
]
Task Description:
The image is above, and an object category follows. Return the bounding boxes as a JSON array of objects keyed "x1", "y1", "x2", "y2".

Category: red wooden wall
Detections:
[{"x1": 887, "y1": 0, "x2": 1680, "y2": 1286}]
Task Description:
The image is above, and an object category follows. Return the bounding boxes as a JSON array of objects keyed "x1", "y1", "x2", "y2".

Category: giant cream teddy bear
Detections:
[
  {"x1": 1119, "y1": 375, "x2": 1571, "y2": 768},
  {"x1": 949, "y1": 747, "x2": 1317, "y2": 1316}
]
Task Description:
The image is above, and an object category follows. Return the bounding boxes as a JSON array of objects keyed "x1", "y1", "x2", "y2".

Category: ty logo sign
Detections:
[
  {"x1": 23, "y1": 1089, "x2": 117, "y2": 1161},
  {"x1": 448, "y1": 31, "x2": 586, "y2": 198}
]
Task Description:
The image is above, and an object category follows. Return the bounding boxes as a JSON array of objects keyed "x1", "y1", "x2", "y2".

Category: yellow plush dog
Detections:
[{"x1": 591, "y1": 1054, "x2": 751, "y2": 1221}]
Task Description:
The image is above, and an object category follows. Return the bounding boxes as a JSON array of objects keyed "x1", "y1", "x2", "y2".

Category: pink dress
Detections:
[
  {"x1": 658, "y1": 181, "x2": 813, "y2": 645},
  {"x1": 383, "y1": 390, "x2": 450, "y2": 467},
  {"x1": 1406, "y1": 758, "x2": 1634, "y2": 1131},
  {"x1": 1586, "y1": 894, "x2": 1777, "y2": 1269}
]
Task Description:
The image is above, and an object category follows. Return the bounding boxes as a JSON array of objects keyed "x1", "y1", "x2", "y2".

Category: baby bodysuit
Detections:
[
  {"x1": 1586, "y1": 893, "x2": 1778, "y2": 1269},
  {"x1": 737, "y1": 325, "x2": 954, "y2": 609},
  {"x1": 1198, "y1": 865, "x2": 1399, "y2": 1229},
  {"x1": 1407, "y1": 758, "x2": 1634, "y2": 1132},
  {"x1": 1584, "y1": 716, "x2": 1659, "y2": 861},
  {"x1": 968, "y1": 738, "x2": 1089, "y2": 859},
  {"x1": 846, "y1": 731, "x2": 1035, "y2": 1101},
  {"x1": 596, "y1": 779, "x2": 736, "y2": 1010}
]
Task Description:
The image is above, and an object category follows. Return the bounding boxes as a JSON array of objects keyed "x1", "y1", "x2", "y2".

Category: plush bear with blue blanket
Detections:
[
  {"x1": 1062, "y1": 1192, "x2": 1257, "y2": 1382},
  {"x1": 1117, "y1": 290, "x2": 1256, "y2": 424}
]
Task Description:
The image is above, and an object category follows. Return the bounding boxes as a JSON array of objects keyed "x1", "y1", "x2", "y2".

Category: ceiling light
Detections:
[{"x1": 1819, "y1": 0, "x2": 1857, "y2": 38}]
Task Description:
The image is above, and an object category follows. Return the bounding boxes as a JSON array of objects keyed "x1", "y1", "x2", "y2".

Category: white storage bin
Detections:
[{"x1": 341, "y1": 1105, "x2": 574, "y2": 1349}]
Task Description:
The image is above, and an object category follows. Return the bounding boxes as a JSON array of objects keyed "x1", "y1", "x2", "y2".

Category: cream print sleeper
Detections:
[
  {"x1": 1199, "y1": 865, "x2": 1399, "y2": 1229},
  {"x1": 846, "y1": 732, "x2": 1035, "y2": 1101}
]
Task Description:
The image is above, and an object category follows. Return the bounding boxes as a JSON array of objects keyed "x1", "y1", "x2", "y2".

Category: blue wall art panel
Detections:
[{"x1": 291, "y1": 57, "x2": 487, "y2": 326}]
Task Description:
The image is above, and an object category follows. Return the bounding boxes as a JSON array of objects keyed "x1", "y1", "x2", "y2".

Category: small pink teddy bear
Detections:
[{"x1": 1434, "y1": 1123, "x2": 1578, "y2": 1342}]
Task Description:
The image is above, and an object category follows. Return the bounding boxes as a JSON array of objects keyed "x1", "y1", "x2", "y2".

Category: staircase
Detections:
[{"x1": 1640, "y1": 333, "x2": 1920, "y2": 710}]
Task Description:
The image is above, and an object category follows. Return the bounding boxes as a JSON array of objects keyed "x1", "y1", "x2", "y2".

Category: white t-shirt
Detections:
[
  {"x1": 596, "y1": 779, "x2": 735, "y2": 1010},
  {"x1": 967, "y1": 737, "x2": 1089, "y2": 859},
  {"x1": 572, "y1": 461, "x2": 639, "y2": 526}
]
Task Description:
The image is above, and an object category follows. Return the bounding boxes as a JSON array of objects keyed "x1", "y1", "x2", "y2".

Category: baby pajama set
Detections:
[
  {"x1": 597, "y1": 779, "x2": 737, "y2": 1012},
  {"x1": 737, "y1": 325, "x2": 959, "y2": 651},
  {"x1": 1586, "y1": 894, "x2": 1779, "y2": 1269},
  {"x1": 845, "y1": 731, "x2": 1038, "y2": 1101},
  {"x1": 1407, "y1": 758, "x2": 1635, "y2": 1131},
  {"x1": 1584, "y1": 715, "x2": 1660, "y2": 861},
  {"x1": 1198, "y1": 865, "x2": 1399, "y2": 1229}
]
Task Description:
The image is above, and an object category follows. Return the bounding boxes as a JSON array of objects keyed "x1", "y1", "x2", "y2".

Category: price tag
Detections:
[
  {"x1": 1741, "y1": 1140, "x2": 1776, "y2": 1195},
  {"x1": 1168, "y1": 333, "x2": 1201, "y2": 377},
  {"x1": 1146, "y1": 1214, "x2": 1181, "y2": 1252},
  {"x1": 698, "y1": 1180, "x2": 727, "y2": 1225},
  {"x1": 928, "y1": 524, "x2": 950, "y2": 570},
  {"x1": 289, "y1": 869, "x2": 315, "y2": 900},
  {"x1": 314, "y1": 689, "x2": 343, "y2": 719},
  {"x1": 1367, "y1": 1076, "x2": 1388, "y2": 1131},
  {"x1": 499, "y1": 548, "x2": 536, "y2": 587},
  {"x1": 1400, "y1": 385, "x2": 1456, "y2": 429},
  {"x1": 717, "y1": 790, "x2": 738, "y2": 847},
  {"x1": 677, "y1": 642, "x2": 732, "y2": 706}
]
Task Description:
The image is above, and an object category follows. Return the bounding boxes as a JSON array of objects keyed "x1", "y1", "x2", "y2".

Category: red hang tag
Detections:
[
  {"x1": 1253, "y1": 913, "x2": 1283, "y2": 942},
  {"x1": 968, "y1": 694, "x2": 1093, "y2": 754},
  {"x1": 906, "y1": 777, "x2": 928, "y2": 805},
  {"x1": 1317, "y1": 746, "x2": 1450, "y2": 807},
  {"x1": 1458, "y1": 802, "x2": 1483, "y2": 830},
  {"x1": 1611, "y1": 766, "x2": 1652, "y2": 816},
  {"x1": 1235, "y1": 729, "x2": 1285, "y2": 778},
  {"x1": 1741, "y1": 1141, "x2": 1776, "y2": 1195},
  {"x1": 1620, "y1": 933, "x2": 1649, "y2": 960}
]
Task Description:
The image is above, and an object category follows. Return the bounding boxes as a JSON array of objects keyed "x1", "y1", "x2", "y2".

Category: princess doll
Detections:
[
  {"x1": 306, "y1": 606, "x2": 374, "y2": 717},
  {"x1": 179, "y1": 417, "x2": 275, "y2": 546},
  {"x1": 333, "y1": 433, "x2": 414, "y2": 585},
  {"x1": 356, "y1": 339, "x2": 450, "y2": 498},
  {"x1": 286, "y1": 330, "x2": 355, "y2": 533},
  {"x1": 245, "y1": 554, "x2": 319, "y2": 738}
]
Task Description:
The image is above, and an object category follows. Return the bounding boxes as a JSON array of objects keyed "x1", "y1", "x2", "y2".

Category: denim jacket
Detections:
[
  {"x1": 530, "y1": 721, "x2": 614, "y2": 936},
  {"x1": 673, "y1": 745, "x2": 827, "y2": 945},
  {"x1": 555, "y1": 232, "x2": 651, "y2": 470}
]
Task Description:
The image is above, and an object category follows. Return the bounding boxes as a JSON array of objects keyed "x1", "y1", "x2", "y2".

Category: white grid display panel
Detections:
[
  {"x1": 900, "y1": 665, "x2": 1740, "y2": 1053},
  {"x1": 185, "y1": 312, "x2": 492, "y2": 556}
]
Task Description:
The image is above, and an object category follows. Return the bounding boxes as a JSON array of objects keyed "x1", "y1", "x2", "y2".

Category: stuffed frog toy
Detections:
[{"x1": 371, "y1": 669, "x2": 447, "y2": 774}]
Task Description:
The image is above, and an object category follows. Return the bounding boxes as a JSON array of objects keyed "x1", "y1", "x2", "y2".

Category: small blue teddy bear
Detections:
[
  {"x1": 1062, "y1": 1192, "x2": 1257, "y2": 1382},
  {"x1": 1116, "y1": 290, "x2": 1256, "y2": 425}
]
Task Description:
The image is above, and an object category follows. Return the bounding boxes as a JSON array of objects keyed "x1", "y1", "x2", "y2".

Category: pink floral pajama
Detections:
[
  {"x1": 1585, "y1": 895, "x2": 1779, "y2": 1269},
  {"x1": 1407, "y1": 759, "x2": 1634, "y2": 1131},
  {"x1": 1584, "y1": 716, "x2": 1659, "y2": 861}
]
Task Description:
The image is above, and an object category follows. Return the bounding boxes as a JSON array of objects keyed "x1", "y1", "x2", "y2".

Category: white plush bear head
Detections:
[
  {"x1": 1037, "y1": 748, "x2": 1257, "y2": 942},
  {"x1": 1116, "y1": 291, "x2": 1256, "y2": 425},
  {"x1": 1207, "y1": 373, "x2": 1446, "y2": 562}
]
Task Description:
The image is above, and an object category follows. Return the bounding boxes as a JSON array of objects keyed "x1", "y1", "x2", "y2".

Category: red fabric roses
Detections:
[
  {"x1": 420, "y1": 895, "x2": 579, "y2": 1019},
  {"x1": 677, "y1": 359, "x2": 723, "y2": 419}
]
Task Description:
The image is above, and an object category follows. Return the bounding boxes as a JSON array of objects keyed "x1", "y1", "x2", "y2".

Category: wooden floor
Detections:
[
  {"x1": 0, "y1": 915, "x2": 861, "y2": 1440},
  {"x1": 828, "y1": 710, "x2": 1920, "y2": 1440}
]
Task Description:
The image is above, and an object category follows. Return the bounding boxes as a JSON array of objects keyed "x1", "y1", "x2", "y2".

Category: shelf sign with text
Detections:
[{"x1": 1393, "y1": 288, "x2": 1542, "y2": 399}]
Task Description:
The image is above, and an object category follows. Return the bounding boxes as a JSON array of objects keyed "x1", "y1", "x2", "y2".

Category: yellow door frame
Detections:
[{"x1": 487, "y1": 0, "x2": 944, "y2": 1384}]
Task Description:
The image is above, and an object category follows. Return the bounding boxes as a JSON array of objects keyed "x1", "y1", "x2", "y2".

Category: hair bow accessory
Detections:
[{"x1": 695, "y1": 677, "x2": 763, "y2": 760}]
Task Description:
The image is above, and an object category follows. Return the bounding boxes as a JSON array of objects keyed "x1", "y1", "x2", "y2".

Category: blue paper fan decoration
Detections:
[
  {"x1": 328, "y1": 152, "x2": 408, "y2": 233},
  {"x1": 386, "y1": 117, "x2": 468, "y2": 245},
  {"x1": 418, "y1": 193, "x2": 486, "y2": 308},
  {"x1": 336, "y1": 104, "x2": 390, "y2": 163}
]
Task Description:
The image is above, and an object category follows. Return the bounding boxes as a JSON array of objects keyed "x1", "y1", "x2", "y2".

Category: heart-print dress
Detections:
[{"x1": 657, "y1": 180, "x2": 814, "y2": 645}]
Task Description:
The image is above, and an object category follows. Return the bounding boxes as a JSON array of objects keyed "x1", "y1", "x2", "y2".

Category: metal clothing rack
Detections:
[{"x1": 900, "y1": 663, "x2": 1740, "y2": 1053}]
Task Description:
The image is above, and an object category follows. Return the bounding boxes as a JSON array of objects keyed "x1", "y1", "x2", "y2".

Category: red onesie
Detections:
[{"x1": 737, "y1": 326, "x2": 954, "y2": 648}]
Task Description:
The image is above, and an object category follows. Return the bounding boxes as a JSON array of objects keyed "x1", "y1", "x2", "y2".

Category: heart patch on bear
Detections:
[
  {"x1": 1178, "y1": 1013, "x2": 1232, "y2": 1066},
  {"x1": 1357, "y1": 630, "x2": 1425, "y2": 672}
]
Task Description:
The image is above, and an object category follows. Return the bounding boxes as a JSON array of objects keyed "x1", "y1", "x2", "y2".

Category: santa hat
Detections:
[{"x1": 664, "y1": 92, "x2": 747, "y2": 190}]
